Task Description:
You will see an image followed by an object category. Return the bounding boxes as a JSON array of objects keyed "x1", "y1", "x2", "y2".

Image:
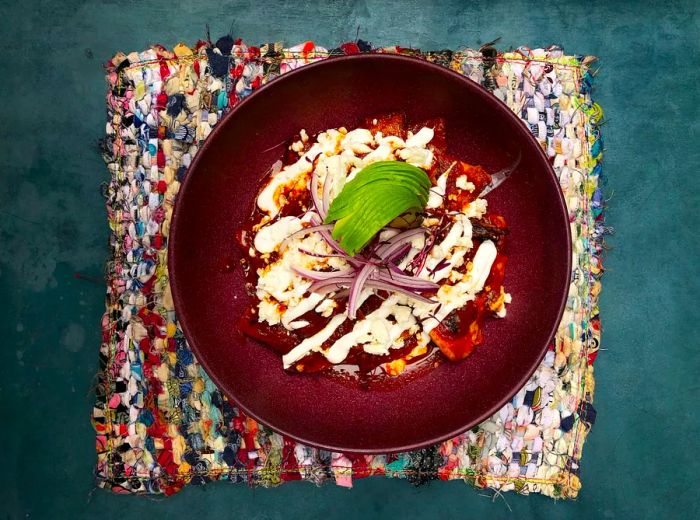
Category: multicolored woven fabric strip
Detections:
[{"x1": 94, "y1": 36, "x2": 605, "y2": 498}]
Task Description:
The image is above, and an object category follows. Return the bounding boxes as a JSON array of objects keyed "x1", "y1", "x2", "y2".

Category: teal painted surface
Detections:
[{"x1": 1, "y1": 1, "x2": 698, "y2": 518}]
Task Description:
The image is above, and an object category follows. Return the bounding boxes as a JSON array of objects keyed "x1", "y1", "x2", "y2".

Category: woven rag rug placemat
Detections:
[{"x1": 93, "y1": 35, "x2": 606, "y2": 498}]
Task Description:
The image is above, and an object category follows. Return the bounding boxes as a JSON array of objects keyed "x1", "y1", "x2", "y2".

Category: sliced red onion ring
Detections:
[
  {"x1": 373, "y1": 270, "x2": 439, "y2": 291},
  {"x1": 297, "y1": 248, "x2": 349, "y2": 259},
  {"x1": 308, "y1": 213, "x2": 365, "y2": 268},
  {"x1": 308, "y1": 277, "x2": 355, "y2": 294},
  {"x1": 347, "y1": 263, "x2": 375, "y2": 319},
  {"x1": 286, "y1": 215, "x2": 440, "y2": 312},
  {"x1": 365, "y1": 280, "x2": 437, "y2": 305},
  {"x1": 333, "y1": 289, "x2": 350, "y2": 300},
  {"x1": 376, "y1": 227, "x2": 429, "y2": 259},
  {"x1": 384, "y1": 243, "x2": 412, "y2": 264},
  {"x1": 387, "y1": 262, "x2": 406, "y2": 275}
]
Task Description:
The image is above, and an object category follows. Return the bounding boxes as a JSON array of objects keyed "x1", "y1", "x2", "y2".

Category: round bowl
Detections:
[{"x1": 169, "y1": 54, "x2": 571, "y2": 453}]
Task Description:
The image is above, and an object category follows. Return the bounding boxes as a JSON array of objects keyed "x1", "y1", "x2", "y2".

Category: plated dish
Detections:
[
  {"x1": 168, "y1": 53, "x2": 571, "y2": 452},
  {"x1": 236, "y1": 113, "x2": 511, "y2": 380}
]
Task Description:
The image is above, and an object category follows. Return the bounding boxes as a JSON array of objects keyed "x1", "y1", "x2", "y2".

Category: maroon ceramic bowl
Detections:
[{"x1": 169, "y1": 54, "x2": 571, "y2": 453}]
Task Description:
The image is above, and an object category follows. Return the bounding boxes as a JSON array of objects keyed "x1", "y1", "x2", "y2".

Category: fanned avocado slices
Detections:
[{"x1": 324, "y1": 161, "x2": 431, "y2": 255}]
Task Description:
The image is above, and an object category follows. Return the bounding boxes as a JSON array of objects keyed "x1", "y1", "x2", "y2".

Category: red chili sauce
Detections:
[{"x1": 235, "y1": 113, "x2": 509, "y2": 381}]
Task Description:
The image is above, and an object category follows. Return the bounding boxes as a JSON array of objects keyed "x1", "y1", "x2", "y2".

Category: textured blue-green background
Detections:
[{"x1": 1, "y1": 1, "x2": 698, "y2": 518}]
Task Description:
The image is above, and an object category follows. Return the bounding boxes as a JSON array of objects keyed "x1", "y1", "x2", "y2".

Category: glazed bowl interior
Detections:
[{"x1": 169, "y1": 54, "x2": 571, "y2": 453}]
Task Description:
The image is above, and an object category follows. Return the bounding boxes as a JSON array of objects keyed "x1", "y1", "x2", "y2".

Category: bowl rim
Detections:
[{"x1": 169, "y1": 52, "x2": 572, "y2": 453}]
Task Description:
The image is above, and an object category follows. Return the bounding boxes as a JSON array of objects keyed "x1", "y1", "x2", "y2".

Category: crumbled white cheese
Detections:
[
  {"x1": 495, "y1": 292, "x2": 512, "y2": 318},
  {"x1": 412, "y1": 240, "x2": 498, "y2": 333},
  {"x1": 448, "y1": 270, "x2": 463, "y2": 283},
  {"x1": 258, "y1": 299, "x2": 281, "y2": 325},
  {"x1": 253, "y1": 216, "x2": 302, "y2": 253},
  {"x1": 376, "y1": 134, "x2": 406, "y2": 150},
  {"x1": 362, "y1": 144, "x2": 394, "y2": 164},
  {"x1": 341, "y1": 128, "x2": 374, "y2": 155},
  {"x1": 256, "y1": 254, "x2": 311, "y2": 304},
  {"x1": 315, "y1": 153, "x2": 345, "y2": 202},
  {"x1": 324, "y1": 295, "x2": 417, "y2": 364},
  {"x1": 315, "y1": 298, "x2": 337, "y2": 317},
  {"x1": 463, "y1": 198, "x2": 488, "y2": 218},
  {"x1": 421, "y1": 214, "x2": 472, "y2": 283},
  {"x1": 255, "y1": 228, "x2": 347, "y2": 330},
  {"x1": 427, "y1": 171, "x2": 448, "y2": 208},
  {"x1": 362, "y1": 318, "x2": 391, "y2": 355},
  {"x1": 455, "y1": 175, "x2": 475, "y2": 192},
  {"x1": 316, "y1": 129, "x2": 343, "y2": 155},
  {"x1": 253, "y1": 124, "x2": 509, "y2": 368},
  {"x1": 342, "y1": 128, "x2": 374, "y2": 146},
  {"x1": 405, "y1": 126, "x2": 434, "y2": 147},
  {"x1": 398, "y1": 146, "x2": 434, "y2": 169}
]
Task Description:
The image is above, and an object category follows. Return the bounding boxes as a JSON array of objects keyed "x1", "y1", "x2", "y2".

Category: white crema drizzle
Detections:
[{"x1": 248, "y1": 125, "x2": 508, "y2": 369}]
